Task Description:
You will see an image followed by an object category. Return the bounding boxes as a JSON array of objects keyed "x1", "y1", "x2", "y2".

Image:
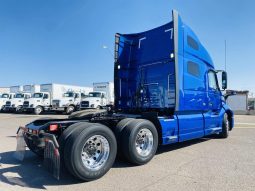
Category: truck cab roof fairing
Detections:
[
  {"x1": 114, "y1": 10, "x2": 215, "y2": 114},
  {"x1": 114, "y1": 12, "x2": 176, "y2": 114}
]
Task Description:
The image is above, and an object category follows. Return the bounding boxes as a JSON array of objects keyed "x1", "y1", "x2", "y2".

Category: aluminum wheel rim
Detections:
[
  {"x1": 36, "y1": 107, "x2": 41, "y2": 113},
  {"x1": 135, "y1": 128, "x2": 154, "y2": 157},
  {"x1": 67, "y1": 106, "x2": 74, "y2": 113},
  {"x1": 81, "y1": 135, "x2": 110, "y2": 171}
]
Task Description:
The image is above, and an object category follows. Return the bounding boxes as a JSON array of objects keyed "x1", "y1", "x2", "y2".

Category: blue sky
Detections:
[{"x1": 0, "y1": 0, "x2": 254, "y2": 94}]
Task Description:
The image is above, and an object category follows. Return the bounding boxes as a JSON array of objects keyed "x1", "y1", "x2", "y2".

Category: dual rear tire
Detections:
[
  {"x1": 61, "y1": 123, "x2": 117, "y2": 181},
  {"x1": 116, "y1": 119, "x2": 158, "y2": 165},
  {"x1": 61, "y1": 119, "x2": 158, "y2": 181}
]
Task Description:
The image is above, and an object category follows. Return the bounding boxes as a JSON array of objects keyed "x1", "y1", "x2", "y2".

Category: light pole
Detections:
[{"x1": 102, "y1": 45, "x2": 114, "y2": 58}]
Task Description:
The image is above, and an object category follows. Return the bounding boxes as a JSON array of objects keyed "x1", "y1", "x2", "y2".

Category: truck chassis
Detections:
[{"x1": 15, "y1": 108, "x2": 232, "y2": 181}]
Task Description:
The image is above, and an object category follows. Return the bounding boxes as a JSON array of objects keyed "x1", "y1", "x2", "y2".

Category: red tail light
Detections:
[{"x1": 49, "y1": 124, "x2": 58, "y2": 131}]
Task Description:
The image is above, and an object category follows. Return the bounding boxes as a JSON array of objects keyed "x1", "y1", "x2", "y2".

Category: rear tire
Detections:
[
  {"x1": 121, "y1": 119, "x2": 158, "y2": 165},
  {"x1": 58, "y1": 122, "x2": 91, "y2": 170},
  {"x1": 64, "y1": 123, "x2": 117, "y2": 181},
  {"x1": 15, "y1": 106, "x2": 23, "y2": 114},
  {"x1": 115, "y1": 118, "x2": 135, "y2": 158},
  {"x1": 219, "y1": 114, "x2": 229, "y2": 138}
]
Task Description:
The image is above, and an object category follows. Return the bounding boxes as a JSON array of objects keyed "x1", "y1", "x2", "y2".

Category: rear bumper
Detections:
[
  {"x1": 16, "y1": 126, "x2": 60, "y2": 179},
  {"x1": 17, "y1": 126, "x2": 45, "y2": 147}
]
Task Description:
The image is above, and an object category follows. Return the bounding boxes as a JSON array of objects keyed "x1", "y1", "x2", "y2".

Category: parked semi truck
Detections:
[
  {"x1": 51, "y1": 86, "x2": 92, "y2": 114},
  {"x1": 15, "y1": 10, "x2": 234, "y2": 181},
  {"x1": 80, "y1": 82, "x2": 114, "y2": 109}
]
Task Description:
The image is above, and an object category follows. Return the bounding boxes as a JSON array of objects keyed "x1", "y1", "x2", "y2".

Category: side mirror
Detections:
[{"x1": 222, "y1": 71, "x2": 227, "y2": 90}]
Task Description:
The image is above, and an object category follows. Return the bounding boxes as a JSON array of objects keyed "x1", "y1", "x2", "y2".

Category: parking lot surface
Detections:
[{"x1": 0, "y1": 113, "x2": 255, "y2": 191}]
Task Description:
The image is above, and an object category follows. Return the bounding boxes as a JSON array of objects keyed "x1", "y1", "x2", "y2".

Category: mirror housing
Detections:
[{"x1": 222, "y1": 71, "x2": 227, "y2": 90}]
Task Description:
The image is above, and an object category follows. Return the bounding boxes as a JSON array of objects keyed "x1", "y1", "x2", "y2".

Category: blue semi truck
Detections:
[{"x1": 15, "y1": 10, "x2": 234, "y2": 181}]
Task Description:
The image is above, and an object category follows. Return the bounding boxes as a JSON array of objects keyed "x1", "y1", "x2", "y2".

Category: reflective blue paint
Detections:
[
  {"x1": 115, "y1": 22, "x2": 175, "y2": 111},
  {"x1": 115, "y1": 10, "x2": 234, "y2": 145},
  {"x1": 159, "y1": 117, "x2": 178, "y2": 145}
]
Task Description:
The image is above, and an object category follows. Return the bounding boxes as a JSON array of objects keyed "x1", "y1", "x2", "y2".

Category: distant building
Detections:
[
  {"x1": 0, "y1": 87, "x2": 10, "y2": 94},
  {"x1": 226, "y1": 90, "x2": 249, "y2": 112}
]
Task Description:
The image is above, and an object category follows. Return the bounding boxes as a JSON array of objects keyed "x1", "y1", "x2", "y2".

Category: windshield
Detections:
[
  {"x1": 33, "y1": 93, "x2": 43, "y2": 98},
  {"x1": 64, "y1": 92, "x2": 74, "y2": 98},
  {"x1": 14, "y1": 94, "x2": 24, "y2": 98},
  {"x1": 88, "y1": 92, "x2": 101, "y2": 98},
  {"x1": 1, "y1": 94, "x2": 9, "y2": 98}
]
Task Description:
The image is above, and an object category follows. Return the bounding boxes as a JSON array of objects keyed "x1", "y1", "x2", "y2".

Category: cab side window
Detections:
[
  {"x1": 43, "y1": 94, "x2": 49, "y2": 99},
  {"x1": 208, "y1": 71, "x2": 218, "y2": 90}
]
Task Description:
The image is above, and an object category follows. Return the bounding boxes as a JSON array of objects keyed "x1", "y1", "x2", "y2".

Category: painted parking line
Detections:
[
  {"x1": 235, "y1": 123, "x2": 255, "y2": 128},
  {"x1": 235, "y1": 123, "x2": 255, "y2": 126}
]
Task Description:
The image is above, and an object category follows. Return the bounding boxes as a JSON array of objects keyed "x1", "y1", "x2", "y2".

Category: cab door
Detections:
[
  {"x1": 43, "y1": 94, "x2": 50, "y2": 106},
  {"x1": 101, "y1": 93, "x2": 107, "y2": 106},
  {"x1": 204, "y1": 70, "x2": 222, "y2": 135}
]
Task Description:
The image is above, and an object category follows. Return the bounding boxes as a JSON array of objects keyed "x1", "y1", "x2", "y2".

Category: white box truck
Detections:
[
  {"x1": 23, "y1": 84, "x2": 92, "y2": 115},
  {"x1": 0, "y1": 87, "x2": 10, "y2": 94},
  {"x1": 3, "y1": 86, "x2": 28, "y2": 112},
  {"x1": 4, "y1": 85, "x2": 31, "y2": 113},
  {"x1": 80, "y1": 82, "x2": 114, "y2": 109},
  {"x1": 0, "y1": 93, "x2": 15, "y2": 111},
  {"x1": 51, "y1": 85, "x2": 92, "y2": 114},
  {"x1": 10, "y1": 85, "x2": 23, "y2": 93},
  {"x1": 23, "y1": 84, "x2": 40, "y2": 93},
  {"x1": 22, "y1": 84, "x2": 65, "y2": 115}
]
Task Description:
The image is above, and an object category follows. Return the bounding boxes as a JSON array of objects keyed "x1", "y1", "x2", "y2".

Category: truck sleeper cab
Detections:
[{"x1": 16, "y1": 10, "x2": 234, "y2": 182}]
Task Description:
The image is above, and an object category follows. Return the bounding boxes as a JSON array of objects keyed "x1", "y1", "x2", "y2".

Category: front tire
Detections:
[
  {"x1": 15, "y1": 106, "x2": 23, "y2": 114},
  {"x1": 34, "y1": 106, "x2": 43, "y2": 115},
  {"x1": 66, "y1": 105, "x2": 75, "y2": 115},
  {"x1": 64, "y1": 123, "x2": 117, "y2": 181},
  {"x1": 219, "y1": 114, "x2": 229, "y2": 138},
  {"x1": 121, "y1": 119, "x2": 158, "y2": 165}
]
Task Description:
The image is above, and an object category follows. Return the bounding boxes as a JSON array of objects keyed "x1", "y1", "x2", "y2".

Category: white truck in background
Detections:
[
  {"x1": 51, "y1": 85, "x2": 92, "y2": 114},
  {"x1": 23, "y1": 84, "x2": 66, "y2": 115},
  {"x1": 80, "y1": 82, "x2": 114, "y2": 109},
  {"x1": 0, "y1": 93, "x2": 15, "y2": 111},
  {"x1": 3, "y1": 85, "x2": 32, "y2": 113},
  {"x1": 0, "y1": 87, "x2": 10, "y2": 94},
  {"x1": 23, "y1": 84, "x2": 92, "y2": 115}
]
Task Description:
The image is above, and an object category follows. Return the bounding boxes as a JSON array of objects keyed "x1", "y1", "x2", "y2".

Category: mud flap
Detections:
[
  {"x1": 43, "y1": 135, "x2": 60, "y2": 180},
  {"x1": 13, "y1": 128, "x2": 27, "y2": 161}
]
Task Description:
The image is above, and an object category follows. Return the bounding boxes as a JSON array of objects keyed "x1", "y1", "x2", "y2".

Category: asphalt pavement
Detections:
[{"x1": 0, "y1": 113, "x2": 255, "y2": 191}]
